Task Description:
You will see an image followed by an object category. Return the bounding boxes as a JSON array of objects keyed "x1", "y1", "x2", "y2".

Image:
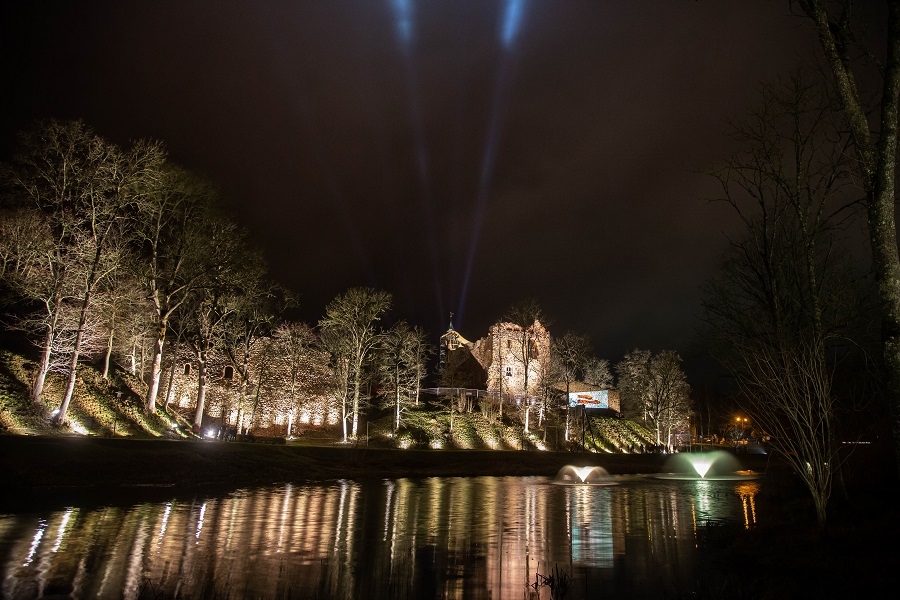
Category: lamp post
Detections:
[{"x1": 734, "y1": 416, "x2": 749, "y2": 446}]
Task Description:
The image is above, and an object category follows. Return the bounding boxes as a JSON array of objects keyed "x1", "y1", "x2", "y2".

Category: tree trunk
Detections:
[
  {"x1": 57, "y1": 286, "x2": 95, "y2": 425},
  {"x1": 193, "y1": 349, "x2": 208, "y2": 428},
  {"x1": 56, "y1": 345, "x2": 80, "y2": 425},
  {"x1": 101, "y1": 325, "x2": 114, "y2": 380},
  {"x1": 32, "y1": 325, "x2": 53, "y2": 405},
  {"x1": 164, "y1": 346, "x2": 178, "y2": 407},
  {"x1": 804, "y1": 0, "x2": 900, "y2": 476},
  {"x1": 342, "y1": 392, "x2": 349, "y2": 443},
  {"x1": 144, "y1": 321, "x2": 167, "y2": 413}
]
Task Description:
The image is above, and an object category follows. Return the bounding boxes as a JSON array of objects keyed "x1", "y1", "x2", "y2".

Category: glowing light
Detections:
[
  {"x1": 51, "y1": 508, "x2": 74, "y2": 553},
  {"x1": 195, "y1": 502, "x2": 207, "y2": 540},
  {"x1": 573, "y1": 467, "x2": 595, "y2": 482},
  {"x1": 23, "y1": 520, "x2": 46, "y2": 567},
  {"x1": 687, "y1": 456, "x2": 714, "y2": 478},
  {"x1": 430, "y1": 439, "x2": 443, "y2": 449},
  {"x1": 391, "y1": 0, "x2": 414, "y2": 43},
  {"x1": 500, "y1": 0, "x2": 527, "y2": 48},
  {"x1": 555, "y1": 465, "x2": 611, "y2": 484},
  {"x1": 68, "y1": 419, "x2": 89, "y2": 435}
]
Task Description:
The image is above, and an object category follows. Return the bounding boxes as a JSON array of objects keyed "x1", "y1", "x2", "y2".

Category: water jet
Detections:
[
  {"x1": 658, "y1": 450, "x2": 759, "y2": 481},
  {"x1": 554, "y1": 465, "x2": 614, "y2": 485}
]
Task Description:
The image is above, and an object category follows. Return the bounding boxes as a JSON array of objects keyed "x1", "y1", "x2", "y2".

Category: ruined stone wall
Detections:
[{"x1": 471, "y1": 320, "x2": 550, "y2": 397}]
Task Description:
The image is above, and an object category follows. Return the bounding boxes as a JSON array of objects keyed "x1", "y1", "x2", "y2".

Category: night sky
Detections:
[{"x1": 1, "y1": 1, "x2": 826, "y2": 379}]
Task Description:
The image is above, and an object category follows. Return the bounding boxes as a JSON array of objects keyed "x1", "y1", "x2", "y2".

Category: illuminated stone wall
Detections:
[{"x1": 471, "y1": 320, "x2": 550, "y2": 397}]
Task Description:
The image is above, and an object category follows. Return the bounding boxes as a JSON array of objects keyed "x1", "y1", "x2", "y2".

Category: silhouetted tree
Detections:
[
  {"x1": 794, "y1": 0, "x2": 900, "y2": 475},
  {"x1": 702, "y1": 73, "x2": 863, "y2": 523}
]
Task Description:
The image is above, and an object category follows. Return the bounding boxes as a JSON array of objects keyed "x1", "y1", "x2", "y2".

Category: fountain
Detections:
[
  {"x1": 658, "y1": 450, "x2": 759, "y2": 481},
  {"x1": 554, "y1": 465, "x2": 615, "y2": 485}
]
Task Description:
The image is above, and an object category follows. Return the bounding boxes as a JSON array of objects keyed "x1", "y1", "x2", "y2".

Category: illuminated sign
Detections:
[{"x1": 568, "y1": 390, "x2": 609, "y2": 409}]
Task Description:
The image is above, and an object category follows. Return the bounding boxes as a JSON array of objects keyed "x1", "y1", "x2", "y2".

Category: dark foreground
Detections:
[{"x1": 1, "y1": 435, "x2": 899, "y2": 596}]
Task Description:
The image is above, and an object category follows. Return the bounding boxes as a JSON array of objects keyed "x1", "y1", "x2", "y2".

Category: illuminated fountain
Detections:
[
  {"x1": 554, "y1": 465, "x2": 615, "y2": 485},
  {"x1": 658, "y1": 450, "x2": 759, "y2": 481}
]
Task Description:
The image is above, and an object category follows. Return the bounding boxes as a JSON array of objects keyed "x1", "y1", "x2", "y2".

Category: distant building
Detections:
[
  {"x1": 438, "y1": 318, "x2": 550, "y2": 399},
  {"x1": 437, "y1": 317, "x2": 619, "y2": 417},
  {"x1": 439, "y1": 320, "x2": 486, "y2": 390}
]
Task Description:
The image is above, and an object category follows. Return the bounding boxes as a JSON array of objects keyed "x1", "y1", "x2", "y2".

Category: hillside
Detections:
[{"x1": 0, "y1": 348, "x2": 656, "y2": 453}]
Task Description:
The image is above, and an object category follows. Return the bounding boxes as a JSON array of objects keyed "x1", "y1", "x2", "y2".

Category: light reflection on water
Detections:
[{"x1": 0, "y1": 475, "x2": 762, "y2": 599}]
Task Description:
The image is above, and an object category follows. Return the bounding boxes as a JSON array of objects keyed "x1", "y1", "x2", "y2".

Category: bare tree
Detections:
[
  {"x1": 319, "y1": 287, "x2": 391, "y2": 441},
  {"x1": 616, "y1": 349, "x2": 691, "y2": 448},
  {"x1": 266, "y1": 322, "x2": 331, "y2": 437},
  {"x1": 1, "y1": 120, "x2": 159, "y2": 424},
  {"x1": 183, "y1": 219, "x2": 264, "y2": 429},
  {"x1": 793, "y1": 0, "x2": 900, "y2": 474},
  {"x1": 582, "y1": 356, "x2": 613, "y2": 388},
  {"x1": 503, "y1": 299, "x2": 547, "y2": 433},
  {"x1": 0, "y1": 206, "x2": 62, "y2": 404},
  {"x1": 95, "y1": 267, "x2": 152, "y2": 380},
  {"x1": 702, "y1": 73, "x2": 862, "y2": 524},
  {"x1": 222, "y1": 282, "x2": 291, "y2": 435},
  {"x1": 551, "y1": 332, "x2": 590, "y2": 441},
  {"x1": 132, "y1": 164, "x2": 219, "y2": 414},
  {"x1": 377, "y1": 321, "x2": 432, "y2": 433}
]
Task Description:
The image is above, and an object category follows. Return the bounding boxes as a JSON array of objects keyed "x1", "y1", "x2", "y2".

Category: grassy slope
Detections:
[
  {"x1": 0, "y1": 349, "x2": 181, "y2": 438},
  {"x1": 0, "y1": 348, "x2": 657, "y2": 453}
]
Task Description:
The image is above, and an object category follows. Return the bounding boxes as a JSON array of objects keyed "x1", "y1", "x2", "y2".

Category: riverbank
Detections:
[{"x1": 0, "y1": 435, "x2": 779, "y2": 509}]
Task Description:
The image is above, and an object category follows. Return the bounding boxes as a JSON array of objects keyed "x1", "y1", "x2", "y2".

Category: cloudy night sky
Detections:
[{"x1": 1, "y1": 1, "x2": 850, "y2": 377}]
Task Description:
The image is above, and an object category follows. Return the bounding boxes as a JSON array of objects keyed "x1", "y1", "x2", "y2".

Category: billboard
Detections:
[{"x1": 568, "y1": 390, "x2": 609, "y2": 410}]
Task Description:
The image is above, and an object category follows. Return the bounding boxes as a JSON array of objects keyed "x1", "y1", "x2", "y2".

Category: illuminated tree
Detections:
[
  {"x1": 582, "y1": 356, "x2": 613, "y2": 388},
  {"x1": 1, "y1": 120, "x2": 160, "y2": 424},
  {"x1": 616, "y1": 349, "x2": 690, "y2": 448},
  {"x1": 0, "y1": 205, "x2": 62, "y2": 405},
  {"x1": 221, "y1": 282, "x2": 291, "y2": 434},
  {"x1": 95, "y1": 268, "x2": 153, "y2": 380},
  {"x1": 503, "y1": 299, "x2": 548, "y2": 432},
  {"x1": 266, "y1": 322, "x2": 332, "y2": 436},
  {"x1": 319, "y1": 287, "x2": 391, "y2": 441},
  {"x1": 183, "y1": 219, "x2": 264, "y2": 429},
  {"x1": 132, "y1": 165, "x2": 220, "y2": 414},
  {"x1": 377, "y1": 321, "x2": 432, "y2": 433},
  {"x1": 551, "y1": 332, "x2": 590, "y2": 441}
]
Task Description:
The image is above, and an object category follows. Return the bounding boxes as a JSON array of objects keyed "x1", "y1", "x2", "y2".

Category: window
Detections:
[
  {"x1": 183, "y1": 364, "x2": 191, "y2": 376},
  {"x1": 507, "y1": 340, "x2": 511, "y2": 350},
  {"x1": 505, "y1": 366, "x2": 512, "y2": 377},
  {"x1": 223, "y1": 365, "x2": 234, "y2": 380}
]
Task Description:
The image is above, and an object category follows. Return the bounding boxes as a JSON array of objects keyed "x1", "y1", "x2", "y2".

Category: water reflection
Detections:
[{"x1": 0, "y1": 476, "x2": 762, "y2": 599}]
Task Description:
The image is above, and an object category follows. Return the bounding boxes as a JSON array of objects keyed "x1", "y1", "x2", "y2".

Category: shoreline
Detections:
[{"x1": 0, "y1": 435, "x2": 780, "y2": 511}]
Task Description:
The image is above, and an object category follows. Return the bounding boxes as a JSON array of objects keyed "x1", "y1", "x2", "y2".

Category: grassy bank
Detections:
[{"x1": 0, "y1": 434, "x2": 684, "y2": 490}]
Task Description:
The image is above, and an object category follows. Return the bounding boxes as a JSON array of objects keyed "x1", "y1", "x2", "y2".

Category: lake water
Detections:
[{"x1": 0, "y1": 474, "x2": 762, "y2": 599}]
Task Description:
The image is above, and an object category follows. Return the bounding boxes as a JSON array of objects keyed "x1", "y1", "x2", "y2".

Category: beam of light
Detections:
[
  {"x1": 501, "y1": 0, "x2": 526, "y2": 48},
  {"x1": 388, "y1": 0, "x2": 447, "y2": 323},
  {"x1": 457, "y1": 54, "x2": 514, "y2": 324},
  {"x1": 391, "y1": 0, "x2": 413, "y2": 43},
  {"x1": 457, "y1": 1, "x2": 529, "y2": 325}
]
